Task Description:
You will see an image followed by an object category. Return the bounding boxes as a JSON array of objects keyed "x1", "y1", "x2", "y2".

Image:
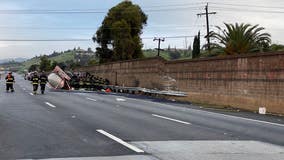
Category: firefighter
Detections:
[
  {"x1": 39, "y1": 71, "x2": 48, "y2": 94},
  {"x1": 75, "y1": 74, "x2": 80, "y2": 89},
  {"x1": 31, "y1": 72, "x2": 40, "y2": 94},
  {"x1": 79, "y1": 77, "x2": 84, "y2": 89},
  {"x1": 5, "y1": 72, "x2": 15, "y2": 92},
  {"x1": 85, "y1": 75, "x2": 91, "y2": 90}
]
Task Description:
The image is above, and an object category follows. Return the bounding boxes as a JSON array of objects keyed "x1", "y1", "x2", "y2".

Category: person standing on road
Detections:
[
  {"x1": 39, "y1": 71, "x2": 48, "y2": 94},
  {"x1": 31, "y1": 72, "x2": 39, "y2": 95},
  {"x1": 5, "y1": 72, "x2": 15, "y2": 92}
]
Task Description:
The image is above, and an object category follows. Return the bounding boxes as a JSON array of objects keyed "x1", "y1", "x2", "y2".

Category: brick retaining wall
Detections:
[{"x1": 77, "y1": 52, "x2": 284, "y2": 114}]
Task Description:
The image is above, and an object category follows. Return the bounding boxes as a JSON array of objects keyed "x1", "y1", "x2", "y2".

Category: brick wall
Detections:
[{"x1": 77, "y1": 52, "x2": 284, "y2": 114}]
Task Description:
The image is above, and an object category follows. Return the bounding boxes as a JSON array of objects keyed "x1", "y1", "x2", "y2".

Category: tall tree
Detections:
[
  {"x1": 51, "y1": 60, "x2": 58, "y2": 70},
  {"x1": 209, "y1": 23, "x2": 271, "y2": 55},
  {"x1": 39, "y1": 55, "x2": 51, "y2": 71},
  {"x1": 93, "y1": 1, "x2": 147, "y2": 63},
  {"x1": 28, "y1": 64, "x2": 39, "y2": 72},
  {"x1": 192, "y1": 31, "x2": 200, "y2": 59}
]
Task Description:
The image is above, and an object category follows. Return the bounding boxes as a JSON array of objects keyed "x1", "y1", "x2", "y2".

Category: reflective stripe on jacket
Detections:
[
  {"x1": 40, "y1": 75, "x2": 48, "y2": 84},
  {"x1": 6, "y1": 75, "x2": 15, "y2": 84},
  {"x1": 32, "y1": 76, "x2": 39, "y2": 85}
]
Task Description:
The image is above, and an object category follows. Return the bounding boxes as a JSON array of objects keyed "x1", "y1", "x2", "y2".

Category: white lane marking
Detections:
[
  {"x1": 97, "y1": 129, "x2": 144, "y2": 153},
  {"x1": 86, "y1": 97, "x2": 97, "y2": 102},
  {"x1": 152, "y1": 114, "x2": 191, "y2": 125},
  {"x1": 216, "y1": 112, "x2": 284, "y2": 128},
  {"x1": 75, "y1": 93, "x2": 87, "y2": 96},
  {"x1": 116, "y1": 98, "x2": 126, "y2": 102},
  {"x1": 45, "y1": 102, "x2": 57, "y2": 108},
  {"x1": 123, "y1": 97, "x2": 284, "y2": 128},
  {"x1": 29, "y1": 93, "x2": 34, "y2": 96}
]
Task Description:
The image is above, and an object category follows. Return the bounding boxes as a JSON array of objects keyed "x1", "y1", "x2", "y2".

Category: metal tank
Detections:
[
  {"x1": 48, "y1": 66, "x2": 71, "y2": 89},
  {"x1": 48, "y1": 73, "x2": 65, "y2": 89}
]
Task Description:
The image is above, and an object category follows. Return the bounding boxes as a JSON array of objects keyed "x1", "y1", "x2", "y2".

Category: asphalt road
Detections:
[{"x1": 0, "y1": 74, "x2": 284, "y2": 160}]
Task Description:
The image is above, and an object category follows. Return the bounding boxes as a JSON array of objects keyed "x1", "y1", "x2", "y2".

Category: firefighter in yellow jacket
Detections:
[
  {"x1": 5, "y1": 72, "x2": 15, "y2": 92},
  {"x1": 31, "y1": 72, "x2": 40, "y2": 94}
]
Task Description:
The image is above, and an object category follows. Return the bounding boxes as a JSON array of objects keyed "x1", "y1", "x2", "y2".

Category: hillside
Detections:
[
  {"x1": 0, "y1": 58, "x2": 27, "y2": 64},
  {"x1": 22, "y1": 51, "x2": 76, "y2": 70},
  {"x1": 19, "y1": 48, "x2": 192, "y2": 72},
  {"x1": 20, "y1": 47, "x2": 97, "y2": 71}
]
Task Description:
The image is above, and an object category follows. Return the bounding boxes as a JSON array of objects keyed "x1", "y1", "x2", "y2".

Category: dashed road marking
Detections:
[
  {"x1": 45, "y1": 102, "x2": 57, "y2": 108},
  {"x1": 116, "y1": 98, "x2": 126, "y2": 102},
  {"x1": 152, "y1": 114, "x2": 191, "y2": 125},
  {"x1": 97, "y1": 129, "x2": 144, "y2": 153},
  {"x1": 124, "y1": 97, "x2": 284, "y2": 128},
  {"x1": 86, "y1": 97, "x2": 97, "y2": 102},
  {"x1": 29, "y1": 93, "x2": 34, "y2": 96}
]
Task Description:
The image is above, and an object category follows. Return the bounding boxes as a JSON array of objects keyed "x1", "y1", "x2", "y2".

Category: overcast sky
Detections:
[{"x1": 0, "y1": 0, "x2": 284, "y2": 59}]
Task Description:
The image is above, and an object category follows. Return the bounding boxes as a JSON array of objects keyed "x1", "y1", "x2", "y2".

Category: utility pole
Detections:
[
  {"x1": 197, "y1": 3, "x2": 216, "y2": 52},
  {"x1": 153, "y1": 37, "x2": 165, "y2": 56}
]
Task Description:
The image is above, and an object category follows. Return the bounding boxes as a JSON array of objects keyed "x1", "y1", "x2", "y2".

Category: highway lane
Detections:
[
  {"x1": 0, "y1": 74, "x2": 284, "y2": 159},
  {"x1": 0, "y1": 76, "x2": 137, "y2": 159},
  {"x1": 78, "y1": 92, "x2": 284, "y2": 145}
]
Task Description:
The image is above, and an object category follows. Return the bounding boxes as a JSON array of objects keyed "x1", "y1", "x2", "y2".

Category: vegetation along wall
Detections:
[{"x1": 77, "y1": 52, "x2": 284, "y2": 114}]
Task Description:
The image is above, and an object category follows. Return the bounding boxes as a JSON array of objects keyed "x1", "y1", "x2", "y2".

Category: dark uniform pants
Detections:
[
  {"x1": 33, "y1": 84, "x2": 39, "y2": 92},
  {"x1": 40, "y1": 84, "x2": 46, "y2": 92},
  {"x1": 6, "y1": 83, "x2": 14, "y2": 92}
]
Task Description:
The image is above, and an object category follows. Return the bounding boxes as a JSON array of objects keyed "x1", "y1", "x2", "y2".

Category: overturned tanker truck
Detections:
[
  {"x1": 48, "y1": 66, "x2": 71, "y2": 90},
  {"x1": 48, "y1": 66, "x2": 111, "y2": 91}
]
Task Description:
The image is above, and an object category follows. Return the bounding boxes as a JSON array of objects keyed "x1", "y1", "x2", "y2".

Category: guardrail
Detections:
[
  {"x1": 104, "y1": 85, "x2": 187, "y2": 97},
  {"x1": 50, "y1": 83, "x2": 187, "y2": 97}
]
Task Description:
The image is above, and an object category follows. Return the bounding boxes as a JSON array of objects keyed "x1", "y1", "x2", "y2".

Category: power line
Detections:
[
  {"x1": 0, "y1": 6, "x2": 203, "y2": 15},
  {"x1": 0, "y1": 25, "x2": 209, "y2": 31},
  {"x1": 210, "y1": 2, "x2": 284, "y2": 10},
  {"x1": 0, "y1": 35, "x2": 199, "y2": 42},
  {"x1": 0, "y1": 3, "x2": 205, "y2": 13},
  {"x1": 0, "y1": 39, "x2": 91, "y2": 42},
  {"x1": 211, "y1": 6, "x2": 284, "y2": 14},
  {"x1": 142, "y1": 2, "x2": 206, "y2": 8},
  {"x1": 0, "y1": 2, "x2": 204, "y2": 13}
]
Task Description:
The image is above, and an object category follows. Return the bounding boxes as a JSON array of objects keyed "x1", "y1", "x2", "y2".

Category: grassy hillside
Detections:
[
  {"x1": 49, "y1": 52, "x2": 75, "y2": 63},
  {"x1": 22, "y1": 51, "x2": 76, "y2": 70},
  {"x1": 20, "y1": 48, "x2": 192, "y2": 72}
]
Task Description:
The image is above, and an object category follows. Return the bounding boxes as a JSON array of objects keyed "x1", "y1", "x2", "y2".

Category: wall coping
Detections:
[
  {"x1": 77, "y1": 51, "x2": 284, "y2": 70},
  {"x1": 166, "y1": 51, "x2": 284, "y2": 64}
]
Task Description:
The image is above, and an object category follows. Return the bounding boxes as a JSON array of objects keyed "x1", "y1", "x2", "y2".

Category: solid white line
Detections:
[
  {"x1": 45, "y1": 102, "x2": 57, "y2": 108},
  {"x1": 125, "y1": 97, "x2": 284, "y2": 128},
  {"x1": 152, "y1": 114, "x2": 191, "y2": 125},
  {"x1": 216, "y1": 113, "x2": 284, "y2": 127},
  {"x1": 96, "y1": 129, "x2": 144, "y2": 153},
  {"x1": 86, "y1": 97, "x2": 97, "y2": 102}
]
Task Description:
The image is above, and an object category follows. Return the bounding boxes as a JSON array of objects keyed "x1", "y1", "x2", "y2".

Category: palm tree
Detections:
[{"x1": 209, "y1": 23, "x2": 271, "y2": 55}]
